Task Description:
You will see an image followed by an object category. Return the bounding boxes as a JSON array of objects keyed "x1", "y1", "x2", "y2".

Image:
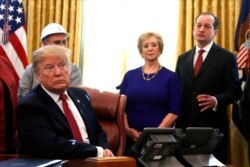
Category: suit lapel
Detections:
[
  {"x1": 37, "y1": 85, "x2": 70, "y2": 131},
  {"x1": 198, "y1": 43, "x2": 218, "y2": 76},
  {"x1": 67, "y1": 89, "x2": 85, "y2": 118},
  {"x1": 67, "y1": 89, "x2": 90, "y2": 128},
  {"x1": 187, "y1": 48, "x2": 196, "y2": 78},
  {"x1": 67, "y1": 88, "x2": 94, "y2": 141}
]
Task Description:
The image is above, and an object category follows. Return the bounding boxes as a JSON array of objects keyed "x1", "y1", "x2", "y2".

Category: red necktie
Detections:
[
  {"x1": 194, "y1": 49, "x2": 205, "y2": 77},
  {"x1": 60, "y1": 94, "x2": 83, "y2": 142}
]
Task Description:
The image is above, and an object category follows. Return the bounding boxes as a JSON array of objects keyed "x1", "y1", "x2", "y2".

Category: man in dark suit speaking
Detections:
[
  {"x1": 175, "y1": 12, "x2": 241, "y2": 163},
  {"x1": 17, "y1": 45, "x2": 113, "y2": 159}
]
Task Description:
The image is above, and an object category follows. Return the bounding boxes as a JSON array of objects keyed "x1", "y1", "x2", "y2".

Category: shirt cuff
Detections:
[
  {"x1": 96, "y1": 146, "x2": 104, "y2": 157},
  {"x1": 212, "y1": 96, "x2": 218, "y2": 111}
]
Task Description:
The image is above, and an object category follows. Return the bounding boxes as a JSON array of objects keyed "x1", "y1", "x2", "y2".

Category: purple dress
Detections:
[{"x1": 118, "y1": 66, "x2": 181, "y2": 131}]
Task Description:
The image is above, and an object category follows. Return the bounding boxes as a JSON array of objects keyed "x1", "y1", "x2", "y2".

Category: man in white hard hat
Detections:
[{"x1": 18, "y1": 23, "x2": 82, "y2": 100}]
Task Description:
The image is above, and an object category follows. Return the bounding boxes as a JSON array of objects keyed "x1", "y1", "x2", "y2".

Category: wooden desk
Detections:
[
  {"x1": 62, "y1": 156, "x2": 136, "y2": 167},
  {"x1": 0, "y1": 154, "x2": 137, "y2": 167},
  {"x1": 0, "y1": 154, "x2": 240, "y2": 167}
]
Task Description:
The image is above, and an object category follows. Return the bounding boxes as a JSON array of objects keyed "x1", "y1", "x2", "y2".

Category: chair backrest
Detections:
[
  {"x1": 0, "y1": 56, "x2": 19, "y2": 153},
  {"x1": 81, "y1": 86, "x2": 127, "y2": 156}
]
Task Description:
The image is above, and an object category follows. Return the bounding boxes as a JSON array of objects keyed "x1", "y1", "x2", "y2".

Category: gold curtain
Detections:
[
  {"x1": 177, "y1": 0, "x2": 241, "y2": 55},
  {"x1": 178, "y1": 0, "x2": 249, "y2": 167},
  {"x1": 22, "y1": 0, "x2": 82, "y2": 65}
]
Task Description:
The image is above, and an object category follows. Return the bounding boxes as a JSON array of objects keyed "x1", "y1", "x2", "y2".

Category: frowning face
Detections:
[{"x1": 36, "y1": 56, "x2": 70, "y2": 94}]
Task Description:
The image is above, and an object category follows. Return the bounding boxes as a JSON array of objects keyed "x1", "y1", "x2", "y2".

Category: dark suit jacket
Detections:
[
  {"x1": 239, "y1": 75, "x2": 250, "y2": 139},
  {"x1": 175, "y1": 43, "x2": 241, "y2": 134},
  {"x1": 17, "y1": 85, "x2": 109, "y2": 159}
]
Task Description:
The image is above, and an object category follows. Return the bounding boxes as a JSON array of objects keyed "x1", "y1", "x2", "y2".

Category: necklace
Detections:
[{"x1": 141, "y1": 64, "x2": 162, "y2": 81}]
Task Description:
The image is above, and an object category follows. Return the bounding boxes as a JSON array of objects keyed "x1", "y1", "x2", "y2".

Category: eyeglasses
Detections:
[{"x1": 43, "y1": 62, "x2": 68, "y2": 73}]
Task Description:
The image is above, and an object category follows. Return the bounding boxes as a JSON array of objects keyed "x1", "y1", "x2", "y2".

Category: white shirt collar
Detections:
[
  {"x1": 196, "y1": 41, "x2": 213, "y2": 53},
  {"x1": 41, "y1": 85, "x2": 68, "y2": 102}
]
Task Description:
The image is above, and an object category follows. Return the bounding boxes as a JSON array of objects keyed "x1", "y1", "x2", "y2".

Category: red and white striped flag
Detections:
[
  {"x1": 237, "y1": 42, "x2": 250, "y2": 69},
  {"x1": 0, "y1": 0, "x2": 28, "y2": 81}
]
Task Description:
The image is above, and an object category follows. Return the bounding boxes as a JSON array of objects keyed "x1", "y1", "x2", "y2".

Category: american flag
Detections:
[
  {"x1": 237, "y1": 41, "x2": 250, "y2": 69},
  {"x1": 234, "y1": 0, "x2": 250, "y2": 69},
  {"x1": 0, "y1": 0, "x2": 28, "y2": 80}
]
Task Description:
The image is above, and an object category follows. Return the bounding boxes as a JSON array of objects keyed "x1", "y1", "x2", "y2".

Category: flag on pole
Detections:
[
  {"x1": 234, "y1": 0, "x2": 250, "y2": 69},
  {"x1": 234, "y1": 0, "x2": 250, "y2": 52},
  {"x1": 0, "y1": 0, "x2": 28, "y2": 81}
]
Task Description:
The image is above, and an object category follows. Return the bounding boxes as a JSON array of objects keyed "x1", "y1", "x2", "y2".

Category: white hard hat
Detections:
[{"x1": 40, "y1": 23, "x2": 67, "y2": 41}]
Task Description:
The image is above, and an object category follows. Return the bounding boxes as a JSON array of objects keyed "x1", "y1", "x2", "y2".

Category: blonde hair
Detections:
[
  {"x1": 137, "y1": 32, "x2": 164, "y2": 55},
  {"x1": 32, "y1": 45, "x2": 71, "y2": 73}
]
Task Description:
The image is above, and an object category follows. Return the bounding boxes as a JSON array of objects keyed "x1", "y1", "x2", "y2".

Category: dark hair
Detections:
[{"x1": 195, "y1": 12, "x2": 219, "y2": 30}]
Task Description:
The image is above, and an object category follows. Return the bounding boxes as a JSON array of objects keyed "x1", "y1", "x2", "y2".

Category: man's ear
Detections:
[
  {"x1": 214, "y1": 29, "x2": 218, "y2": 36},
  {"x1": 35, "y1": 72, "x2": 41, "y2": 81}
]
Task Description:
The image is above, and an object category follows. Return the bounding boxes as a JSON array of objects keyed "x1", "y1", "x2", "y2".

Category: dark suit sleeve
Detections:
[{"x1": 17, "y1": 86, "x2": 108, "y2": 159}]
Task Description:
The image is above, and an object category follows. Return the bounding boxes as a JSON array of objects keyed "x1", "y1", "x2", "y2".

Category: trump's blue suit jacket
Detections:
[{"x1": 17, "y1": 85, "x2": 109, "y2": 159}]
